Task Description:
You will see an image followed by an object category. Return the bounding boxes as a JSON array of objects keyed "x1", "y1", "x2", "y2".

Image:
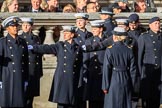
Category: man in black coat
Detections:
[
  {"x1": 138, "y1": 17, "x2": 162, "y2": 108},
  {"x1": 28, "y1": 25, "x2": 82, "y2": 108},
  {"x1": 19, "y1": 17, "x2": 43, "y2": 108},
  {"x1": 21, "y1": 0, "x2": 44, "y2": 12},
  {"x1": 0, "y1": 16, "x2": 29, "y2": 108}
]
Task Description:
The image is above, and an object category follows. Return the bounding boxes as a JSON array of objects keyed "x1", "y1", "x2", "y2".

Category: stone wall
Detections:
[{"x1": 33, "y1": 56, "x2": 57, "y2": 108}]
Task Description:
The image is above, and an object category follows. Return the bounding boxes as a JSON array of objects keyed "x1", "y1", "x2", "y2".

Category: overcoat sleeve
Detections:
[
  {"x1": 86, "y1": 36, "x2": 113, "y2": 52},
  {"x1": 0, "y1": 40, "x2": 3, "y2": 81},
  {"x1": 129, "y1": 51, "x2": 137, "y2": 88},
  {"x1": 102, "y1": 48, "x2": 112, "y2": 91},
  {"x1": 137, "y1": 36, "x2": 145, "y2": 76},
  {"x1": 33, "y1": 43, "x2": 59, "y2": 55}
]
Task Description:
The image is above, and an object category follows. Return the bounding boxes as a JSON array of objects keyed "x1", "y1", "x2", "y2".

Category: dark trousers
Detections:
[
  {"x1": 140, "y1": 65, "x2": 161, "y2": 108},
  {"x1": 76, "y1": 100, "x2": 86, "y2": 108},
  {"x1": 89, "y1": 100, "x2": 104, "y2": 108},
  {"x1": 57, "y1": 103, "x2": 75, "y2": 108},
  {"x1": 26, "y1": 96, "x2": 34, "y2": 108}
]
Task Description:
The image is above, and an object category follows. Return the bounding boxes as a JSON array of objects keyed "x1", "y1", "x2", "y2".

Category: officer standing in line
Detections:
[
  {"x1": 74, "y1": 13, "x2": 92, "y2": 46},
  {"x1": 128, "y1": 13, "x2": 146, "y2": 41},
  {"x1": 28, "y1": 26, "x2": 82, "y2": 108},
  {"x1": 102, "y1": 27, "x2": 137, "y2": 108},
  {"x1": 138, "y1": 17, "x2": 162, "y2": 108},
  {"x1": 83, "y1": 20, "x2": 107, "y2": 108},
  {"x1": 128, "y1": 13, "x2": 146, "y2": 108},
  {"x1": 0, "y1": 16, "x2": 29, "y2": 108},
  {"x1": 74, "y1": 13, "x2": 92, "y2": 108},
  {"x1": 19, "y1": 17, "x2": 43, "y2": 108},
  {"x1": 99, "y1": 7, "x2": 116, "y2": 36}
]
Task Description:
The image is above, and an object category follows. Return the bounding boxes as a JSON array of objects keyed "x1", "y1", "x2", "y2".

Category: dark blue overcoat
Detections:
[
  {"x1": 0, "y1": 34, "x2": 29, "y2": 107},
  {"x1": 102, "y1": 42, "x2": 136, "y2": 108},
  {"x1": 33, "y1": 41, "x2": 82, "y2": 105},
  {"x1": 20, "y1": 32, "x2": 43, "y2": 97},
  {"x1": 83, "y1": 34, "x2": 107, "y2": 101}
]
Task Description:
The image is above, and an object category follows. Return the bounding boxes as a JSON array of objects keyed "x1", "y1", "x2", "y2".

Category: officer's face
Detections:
[
  {"x1": 129, "y1": 22, "x2": 138, "y2": 30},
  {"x1": 76, "y1": 19, "x2": 86, "y2": 29},
  {"x1": 6, "y1": 25, "x2": 19, "y2": 36},
  {"x1": 22, "y1": 22, "x2": 32, "y2": 33},
  {"x1": 91, "y1": 27, "x2": 102, "y2": 36},
  {"x1": 100, "y1": 14, "x2": 111, "y2": 20},
  {"x1": 8, "y1": 0, "x2": 19, "y2": 13},
  {"x1": 149, "y1": 21, "x2": 161, "y2": 33},
  {"x1": 31, "y1": 0, "x2": 41, "y2": 10},
  {"x1": 63, "y1": 31, "x2": 74, "y2": 41}
]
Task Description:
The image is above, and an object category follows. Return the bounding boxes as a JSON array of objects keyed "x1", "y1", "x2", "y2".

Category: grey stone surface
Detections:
[{"x1": 33, "y1": 57, "x2": 57, "y2": 108}]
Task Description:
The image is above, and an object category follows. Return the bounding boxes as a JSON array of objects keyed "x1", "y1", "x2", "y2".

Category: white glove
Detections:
[
  {"x1": 0, "y1": 82, "x2": 2, "y2": 89},
  {"x1": 24, "y1": 82, "x2": 28, "y2": 91},
  {"x1": 28, "y1": 45, "x2": 33, "y2": 50},
  {"x1": 82, "y1": 45, "x2": 86, "y2": 51}
]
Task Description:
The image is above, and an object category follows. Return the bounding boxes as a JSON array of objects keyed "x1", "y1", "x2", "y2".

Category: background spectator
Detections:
[
  {"x1": 114, "y1": 0, "x2": 130, "y2": 12},
  {"x1": 73, "y1": 0, "x2": 87, "y2": 13},
  {"x1": 63, "y1": 4, "x2": 76, "y2": 13},
  {"x1": 86, "y1": 2, "x2": 98, "y2": 13},
  {"x1": 21, "y1": 0, "x2": 43, "y2": 12},
  {"x1": 47, "y1": 0, "x2": 62, "y2": 12},
  {"x1": 131, "y1": 0, "x2": 146, "y2": 13},
  {"x1": 40, "y1": 0, "x2": 49, "y2": 12},
  {"x1": 1, "y1": 0, "x2": 19, "y2": 12},
  {"x1": 89, "y1": 0, "x2": 100, "y2": 11}
]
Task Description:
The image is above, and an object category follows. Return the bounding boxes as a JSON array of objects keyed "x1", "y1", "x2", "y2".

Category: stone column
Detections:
[
  {"x1": 32, "y1": 26, "x2": 42, "y2": 36},
  {"x1": 43, "y1": 26, "x2": 55, "y2": 58},
  {"x1": 43, "y1": 26, "x2": 55, "y2": 45}
]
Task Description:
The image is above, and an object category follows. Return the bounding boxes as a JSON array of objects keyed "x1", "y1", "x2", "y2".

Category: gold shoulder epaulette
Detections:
[{"x1": 108, "y1": 45, "x2": 112, "y2": 48}]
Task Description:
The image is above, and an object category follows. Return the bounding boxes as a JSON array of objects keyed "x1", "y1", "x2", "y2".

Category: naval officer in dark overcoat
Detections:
[
  {"x1": 0, "y1": 16, "x2": 29, "y2": 107},
  {"x1": 138, "y1": 17, "x2": 162, "y2": 108},
  {"x1": 99, "y1": 7, "x2": 116, "y2": 36},
  {"x1": 19, "y1": 17, "x2": 43, "y2": 108},
  {"x1": 102, "y1": 27, "x2": 137, "y2": 108},
  {"x1": 83, "y1": 20, "x2": 107, "y2": 108},
  {"x1": 28, "y1": 25, "x2": 82, "y2": 108}
]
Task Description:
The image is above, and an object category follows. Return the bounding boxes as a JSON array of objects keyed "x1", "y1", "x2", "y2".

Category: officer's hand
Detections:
[
  {"x1": 24, "y1": 81, "x2": 28, "y2": 91},
  {"x1": 82, "y1": 45, "x2": 86, "y2": 51},
  {"x1": 28, "y1": 45, "x2": 33, "y2": 50},
  {"x1": 0, "y1": 82, "x2": 2, "y2": 89},
  {"x1": 103, "y1": 90, "x2": 108, "y2": 94}
]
